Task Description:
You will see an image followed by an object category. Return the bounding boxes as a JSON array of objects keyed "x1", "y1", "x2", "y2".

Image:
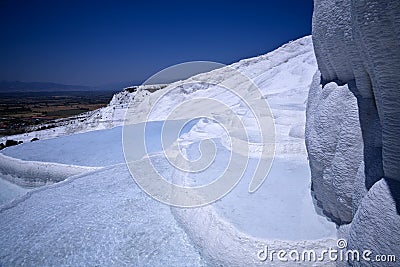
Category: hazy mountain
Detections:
[{"x1": 0, "y1": 81, "x2": 96, "y2": 92}]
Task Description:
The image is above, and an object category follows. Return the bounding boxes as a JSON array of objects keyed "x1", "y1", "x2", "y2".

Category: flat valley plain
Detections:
[{"x1": 0, "y1": 91, "x2": 117, "y2": 137}]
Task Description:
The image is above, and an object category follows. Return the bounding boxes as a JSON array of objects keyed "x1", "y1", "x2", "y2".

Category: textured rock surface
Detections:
[
  {"x1": 312, "y1": 0, "x2": 400, "y2": 183},
  {"x1": 348, "y1": 178, "x2": 400, "y2": 267},
  {"x1": 0, "y1": 165, "x2": 207, "y2": 266},
  {"x1": 350, "y1": 1, "x2": 400, "y2": 181},
  {"x1": 306, "y1": 71, "x2": 363, "y2": 224},
  {"x1": 310, "y1": 0, "x2": 400, "y2": 264}
]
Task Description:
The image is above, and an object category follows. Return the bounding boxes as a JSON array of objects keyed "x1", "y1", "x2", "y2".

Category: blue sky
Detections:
[{"x1": 0, "y1": 0, "x2": 313, "y2": 86}]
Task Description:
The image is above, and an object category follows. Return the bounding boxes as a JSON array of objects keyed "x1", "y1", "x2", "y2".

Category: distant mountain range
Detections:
[
  {"x1": 0, "y1": 81, "x2": 138, "y2": 92},
  {"x1": 0, "y1": 81, "x2": 97, "y2": 92}
]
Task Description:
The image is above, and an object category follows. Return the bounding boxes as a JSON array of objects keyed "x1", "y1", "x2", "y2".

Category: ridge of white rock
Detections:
[
  {"x1": 128, "y1": 36, "x2": 316, "y2": 159},
  {"x1": 0, "y1": 153, "x2": 99, "y2": 187},
  {"x1": 137, "y1": 36, "x2": 338, "y2": 265}
]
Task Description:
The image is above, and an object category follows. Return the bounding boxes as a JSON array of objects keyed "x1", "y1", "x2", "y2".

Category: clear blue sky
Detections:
[{"x1": 0, "y1": 0, "x2": 313, "y2": 86}]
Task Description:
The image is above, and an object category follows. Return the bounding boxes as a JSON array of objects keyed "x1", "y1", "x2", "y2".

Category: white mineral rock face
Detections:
[
  {"x1": 309, "y1": 0, "x2": 400, "y2": 264},
  {"x1": 348, "y1": 178, "x2": 400, "y2": 267},
  {"x1": 312, "y1": 0, "x2": 400, "y2": 183},
  {"x1": 305, "y1": 71, "x2": 363, "y2": 224}
]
